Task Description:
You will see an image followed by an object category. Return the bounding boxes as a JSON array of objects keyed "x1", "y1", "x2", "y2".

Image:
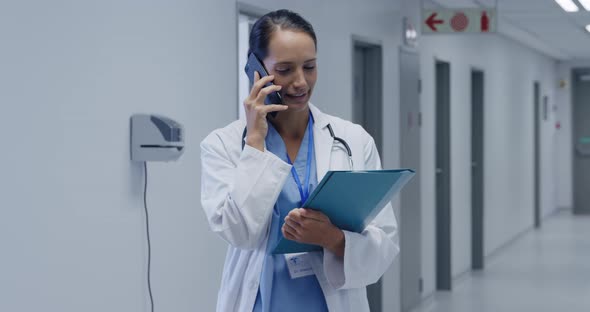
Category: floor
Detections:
[{"x1": 410, "y1": 210, "x2": 590, "y2": 312}]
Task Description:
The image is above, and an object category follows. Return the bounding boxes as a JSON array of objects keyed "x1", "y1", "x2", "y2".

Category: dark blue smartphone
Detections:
[{"x1": 244, "y1": 53, "x2": 283, "y2": 106}]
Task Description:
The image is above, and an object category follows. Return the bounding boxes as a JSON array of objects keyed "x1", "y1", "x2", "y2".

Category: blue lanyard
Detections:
[{"x1": 286, "y1": 114, "x2": 314, "y2": 204}]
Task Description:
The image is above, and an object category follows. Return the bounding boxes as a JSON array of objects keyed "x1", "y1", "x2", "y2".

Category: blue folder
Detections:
[{"x1": 272, "y1": 169, "x2": 415, "y2": 254}]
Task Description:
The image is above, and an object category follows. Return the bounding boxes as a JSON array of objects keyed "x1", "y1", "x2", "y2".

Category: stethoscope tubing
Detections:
[{"x1": 240, "y1": 123, "x2": 354, "y2": 170}]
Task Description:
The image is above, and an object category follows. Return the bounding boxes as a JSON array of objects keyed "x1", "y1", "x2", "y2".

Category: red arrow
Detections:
[{"x1": 426, "y1": 12, "x2": 444, "y2": 31}]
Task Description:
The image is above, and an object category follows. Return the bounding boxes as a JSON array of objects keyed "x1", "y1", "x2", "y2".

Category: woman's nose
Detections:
[{"x1": 292, "y1": 69, "x2": 307, "y2": 89}]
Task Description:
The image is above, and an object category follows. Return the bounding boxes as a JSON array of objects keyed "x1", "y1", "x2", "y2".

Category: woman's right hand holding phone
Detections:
[{"x1": 243, "y1": 71, "x2": 288, "y2": 152}]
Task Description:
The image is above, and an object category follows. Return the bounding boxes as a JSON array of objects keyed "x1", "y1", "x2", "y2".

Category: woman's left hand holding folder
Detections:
[{"x1": 282, "y1": 208, "x2": 345, "y2": 257}]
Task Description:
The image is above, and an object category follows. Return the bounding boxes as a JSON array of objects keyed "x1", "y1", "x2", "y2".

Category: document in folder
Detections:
[{"x1": 272, "y1": 169, "x2": 415, "y2": 254}]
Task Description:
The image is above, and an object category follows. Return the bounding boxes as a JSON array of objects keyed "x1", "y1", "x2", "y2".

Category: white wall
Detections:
[
  {"x1": 555, "y1": 60, "x2": 590, "y2": 210},
  {"x1": 0, "y1": 1, "x2": 235, "y2": 311},
  {"x1": 419, "y1": 33, "x2": 559, "y2": 297}
]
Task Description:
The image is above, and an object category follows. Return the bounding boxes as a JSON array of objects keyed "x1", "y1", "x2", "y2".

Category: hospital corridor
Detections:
[
  {"x1": 410, "y1": 210, "x2": 590, "y2": 312},
  {"x1": 1, "y1": 0, "x2": 589, "y2": 311}
]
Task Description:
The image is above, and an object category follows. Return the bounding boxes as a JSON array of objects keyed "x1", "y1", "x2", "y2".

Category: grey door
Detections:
[
  {"x1": 353, "y1": 40, "x2": 384, "y2": 311},
  {"x1": 353, "y1": 43, "x2": 383, "y2": 154},
  {"x1": 399, "y1": 48, "x2": 422, "y2": 311},
  {"x1": 573, "y1": 69, "x2": 590, "y2": 214},
  {"x1": 435, "y1": 61, "x2": 452, "y2": 291},
  {"x1": 353, "y1": 46, "x2": 366, "y2": 127},
  {"x1": 471, "y1": 70, "x2": 484, "y2": 270}
]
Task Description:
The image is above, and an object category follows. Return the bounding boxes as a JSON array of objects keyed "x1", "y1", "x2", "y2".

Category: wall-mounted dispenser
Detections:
[{"x1": 130, "y1": 114, "x2": 185, "y2": 162}]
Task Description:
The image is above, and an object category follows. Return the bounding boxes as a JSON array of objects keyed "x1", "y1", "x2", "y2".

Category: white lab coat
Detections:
[{"x1": 200, "y1": 104, "x2": 399, "y2": 312}]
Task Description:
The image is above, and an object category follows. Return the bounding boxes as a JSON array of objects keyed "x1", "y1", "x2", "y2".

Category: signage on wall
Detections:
[
  {"x1": 422, "y1": 9, "x2": 496, "y2": 34},
  {"x1": 403, "y1": 17, "x2": 418, "y2": 47}
]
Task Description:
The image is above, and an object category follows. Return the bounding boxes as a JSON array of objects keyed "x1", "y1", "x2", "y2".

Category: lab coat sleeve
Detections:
[
  {"x1": 200, "y1": 132, "x2": 292, "y2": 250},
  {"x1": 323, "y1": 133, "x2": 400, "y2": 289}
]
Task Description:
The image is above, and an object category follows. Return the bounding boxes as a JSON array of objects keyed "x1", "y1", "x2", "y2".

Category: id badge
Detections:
[{"x1": 284, "y1": 253, "x2": 315, "y2": 279}]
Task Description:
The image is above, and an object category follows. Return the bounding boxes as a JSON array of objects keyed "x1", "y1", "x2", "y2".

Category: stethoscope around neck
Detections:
[{"x1": 240, "y1": 123, "x2": 354, "y2": 170}]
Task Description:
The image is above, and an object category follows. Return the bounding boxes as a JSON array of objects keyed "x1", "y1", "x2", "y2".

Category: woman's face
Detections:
[{"x1": 263, "y1": 29, "x2": 317, "y2": 112}]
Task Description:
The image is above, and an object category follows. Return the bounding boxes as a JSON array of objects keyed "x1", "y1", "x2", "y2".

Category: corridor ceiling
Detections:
[{"x1": 426, "y1": 0, "x2": 590, "y2": 60}]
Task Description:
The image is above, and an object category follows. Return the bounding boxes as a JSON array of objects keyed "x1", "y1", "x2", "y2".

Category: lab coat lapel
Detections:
[
  {"x1": 310, "y1": 104, "x2": 332, "y2": 182},
  {"x1": 314, "y1": 123, "x2": 333, "y2": 182}
]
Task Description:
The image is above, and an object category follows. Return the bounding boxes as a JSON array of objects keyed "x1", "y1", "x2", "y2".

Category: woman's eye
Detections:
[
  {"x1": 304, "y1": 66, "x2": 316, "y2": 71},
  {"x1": 275, "y1": 68, "x2": 290, "y2": 73}
]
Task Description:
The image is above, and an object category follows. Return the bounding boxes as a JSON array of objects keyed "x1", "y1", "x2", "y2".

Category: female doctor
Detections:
[{"x1": 200, "y1": 9, "x2": 399, "y2": 312}]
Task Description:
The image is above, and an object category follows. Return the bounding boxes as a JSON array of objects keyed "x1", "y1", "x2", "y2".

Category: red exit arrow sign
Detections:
[
  {"x1": 426, "y1": 12, "x2": 444, "y2": 31},
  {"x1": 423, "y1": 9, "x2": 496, "y2": 34}
]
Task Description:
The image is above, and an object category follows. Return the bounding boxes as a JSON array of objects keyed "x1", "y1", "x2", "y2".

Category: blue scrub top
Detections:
[{"x1": 253, "y1": 114, "x2": 328, "y2": 312}]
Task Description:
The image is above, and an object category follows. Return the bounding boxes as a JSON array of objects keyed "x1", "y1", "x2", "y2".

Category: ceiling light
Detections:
[
  {"x1": 586, "y1": 24, "x2": 590, "y2": 33},
  {"x1": 554, "y1": 0, "x2": 579, "y2": 12},
  {"x1": 578, "y1": 0, "x2": 590, "y2": 11}
]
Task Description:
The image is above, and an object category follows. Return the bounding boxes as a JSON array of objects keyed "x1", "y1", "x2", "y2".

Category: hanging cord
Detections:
[{"x1": 143, "y1": 162, "x2": 155, "y2": 312}]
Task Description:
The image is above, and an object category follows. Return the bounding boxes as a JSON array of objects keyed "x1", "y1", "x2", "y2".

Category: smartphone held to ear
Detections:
[{"x1": 244, "y1": 53, "x2": 283, "y2": 106}]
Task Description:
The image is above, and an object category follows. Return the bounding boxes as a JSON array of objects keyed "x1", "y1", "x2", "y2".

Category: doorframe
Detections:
[
  {"x1": 399, "y1": 46, "x2": 422, "y2": 312},
  {"x1": 470, "y1": 67, "x2": 485, "y2": 270},
  {"x1": 351, "y1": 35, "x2": 384, "y2": 154},
  {"x1": 435, "y1": 58, "x2": 452, "y2": 291},
  {"x1": 236, "y1": 2, "x2": 267, "y2": 119},
  {"x1": 533, "y1": 81, "x2": 541, "y2": 228}
]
